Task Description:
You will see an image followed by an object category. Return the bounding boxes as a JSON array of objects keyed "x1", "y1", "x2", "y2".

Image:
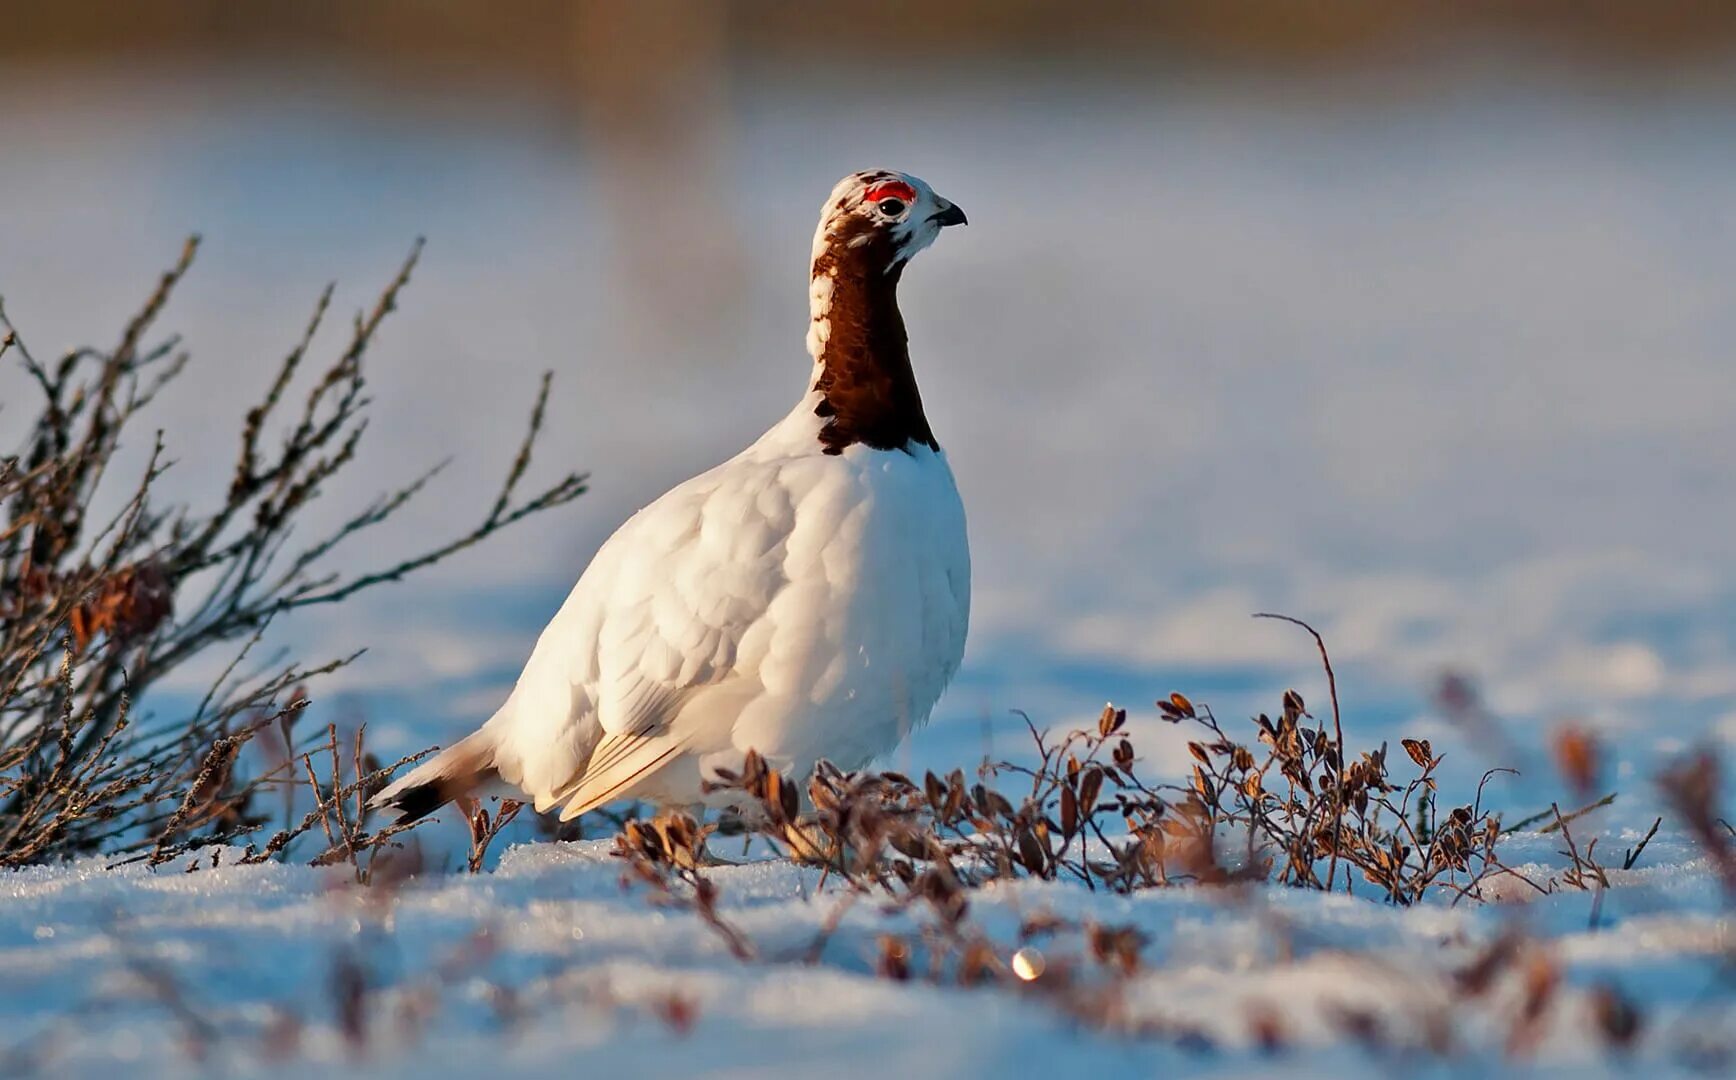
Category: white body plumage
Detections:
[
  {"x1": 493, "y1": 397, "x2": 968, "y2": 817},
  {"x1": 374, "y1": 170, "x2": 971, "y2": 823}
]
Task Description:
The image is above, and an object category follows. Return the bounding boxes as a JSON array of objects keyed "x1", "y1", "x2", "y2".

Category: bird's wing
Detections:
[
  {"x1": 554, "y1": 728, "x2": 692, "y2": 821},
  {"x1": 547, "y1": 677, "x2": 698, "y2": 820},
  {"x1": 534, "y1": 459, "x2": 796, "y2": 816}
]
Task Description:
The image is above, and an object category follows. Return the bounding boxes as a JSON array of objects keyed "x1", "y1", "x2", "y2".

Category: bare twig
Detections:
[
  {"x1": 1253, "y1": 613, "x2": 1346, "y2": 893},
  {"x1": 2, "y1": 238, "x2": 585, "y2": 868}
]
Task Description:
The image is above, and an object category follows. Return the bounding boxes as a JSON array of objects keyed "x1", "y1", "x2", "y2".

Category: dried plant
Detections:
[
  {"x1": 696, "y1": 622, "x2": 1505, "y2": 908},
  {"x1": 612, "y1": 810, "x2": 757, "y2": 960},
  {"x1": 462, "y1": 796, "x2": 524, "y2": 874},
  {"x1": 634, "y1": 630, "x2": 1736, "y2": 1058},
  {"x1": 0, "y1": 238, "x2": 586, "y2": 867}
]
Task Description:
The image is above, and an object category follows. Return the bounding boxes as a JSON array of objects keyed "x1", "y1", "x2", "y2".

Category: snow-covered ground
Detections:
[
  {"x1": 4, "y1": 53, "x2": 1736, "y2": 1076},
  {"x1": 2, "y1": 828, "x2": 1730, "y2": 1077}
]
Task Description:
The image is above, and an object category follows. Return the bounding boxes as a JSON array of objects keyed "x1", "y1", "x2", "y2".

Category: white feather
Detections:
[
  {"x1": 481, "y1": 398, "x2": 970, "y2": 812},
  {"x1": 376, "y1": 170, "x2": 970, "y2": 819}
]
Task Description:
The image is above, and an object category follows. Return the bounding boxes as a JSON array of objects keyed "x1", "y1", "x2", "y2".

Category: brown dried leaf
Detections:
[
  {"x1": 1589, "y1": 983, "x2": 1642, "y2": 1048},
  {"x1": 1552, "y1": 724, "x2": 1600, "y2": 798},
  {"x1": 958, "y1": 940, "x2": 998, "y2": 986},
  {"x1": 924, "y1": 771, "x2": 945, "y2": 811},
  {"x1": 1113, "y1": 738, "x2": 1135, "y2": 772},
  {"x1": 651, "y1": 992, "x2": 699, "y2": 1035},
  {"x1": 740, "y1": 749, "x2": 767, "y2": 796},
  {"x1": 1016, "y1": 826, "x2": 1047, "y2": 876},
  {"x1": 1078, "y1": 767, "x2": 1104, "y2": 818},
  {"x1": 1401, "y1": 738, "x2": 1433, "y2": 769}
]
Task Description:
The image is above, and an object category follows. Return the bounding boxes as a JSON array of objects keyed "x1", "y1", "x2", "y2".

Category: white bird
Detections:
[{"x1": 372, "y1": 170, "x2": 971, "y2": 825}]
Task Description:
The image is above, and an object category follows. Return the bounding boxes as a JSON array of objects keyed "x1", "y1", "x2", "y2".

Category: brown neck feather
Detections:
[{"x1": 810, "y1": 224, "x2": 937, "y2": 455}]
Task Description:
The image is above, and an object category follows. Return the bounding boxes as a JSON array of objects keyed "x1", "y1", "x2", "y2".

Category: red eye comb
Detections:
[{"x1": 863, "y1": 180, "x2": 917, "y2": 204}]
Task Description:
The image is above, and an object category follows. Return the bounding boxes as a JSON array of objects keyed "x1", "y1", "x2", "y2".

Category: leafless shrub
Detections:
[{"x1": 0, "y1": 238, "x2": 586, "y2": 867}]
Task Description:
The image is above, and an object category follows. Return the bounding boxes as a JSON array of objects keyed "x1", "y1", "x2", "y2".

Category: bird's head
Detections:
[{"x1": 811, "y1": 169, "x2": 967, "y2": 275}]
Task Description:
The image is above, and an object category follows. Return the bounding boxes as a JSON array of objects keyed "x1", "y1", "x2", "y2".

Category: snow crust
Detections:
[{"x1": 2, "y1": 828, "x2": 1730, "y2": 1078}]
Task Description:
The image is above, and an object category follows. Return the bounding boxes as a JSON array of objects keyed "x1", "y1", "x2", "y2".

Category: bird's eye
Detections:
[{"x1": 877, "y1": 198, "x2": 906, "y2": 216}]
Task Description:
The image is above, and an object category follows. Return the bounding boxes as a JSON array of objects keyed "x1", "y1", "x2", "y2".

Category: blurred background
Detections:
[{"x1": 5, "y1": 1, "x2": 1736, "y2": 819}]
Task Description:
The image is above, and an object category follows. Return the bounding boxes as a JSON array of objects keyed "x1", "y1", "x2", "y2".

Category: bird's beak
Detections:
[{"x1": 930, "y1": 202, "x2": 967, "y2": 227}]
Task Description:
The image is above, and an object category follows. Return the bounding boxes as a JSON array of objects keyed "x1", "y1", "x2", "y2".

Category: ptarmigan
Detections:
[{"x1": 372, "y1": 170, "x2": 970, "y2": 825}]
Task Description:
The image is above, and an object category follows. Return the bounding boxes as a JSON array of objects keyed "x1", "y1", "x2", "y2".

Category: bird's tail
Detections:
[{"x1": 369, "y1": 728, "x2": 498, "y2": 824}]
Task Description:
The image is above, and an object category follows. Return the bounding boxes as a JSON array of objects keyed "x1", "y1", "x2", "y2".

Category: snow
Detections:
[
  {"x1": 3, "y1": 50, "x2": 1736, "y2": 1078},
  {"x1": 1, "y1": 826, "x2": 1730, "y2": 1077}
]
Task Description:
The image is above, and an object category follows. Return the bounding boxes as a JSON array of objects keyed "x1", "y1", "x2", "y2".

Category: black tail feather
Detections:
[
  {"x1": 385, "y1": 778, "x2": 460, "y2": 825},
  {"x1": 370, "y1": 728, "x2": 498, "y2": 824}
]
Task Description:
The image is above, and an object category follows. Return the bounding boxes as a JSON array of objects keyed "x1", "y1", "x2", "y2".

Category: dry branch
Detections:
[{"x1": 0, "y1": 238, "x2": 585, "y2": 866}]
